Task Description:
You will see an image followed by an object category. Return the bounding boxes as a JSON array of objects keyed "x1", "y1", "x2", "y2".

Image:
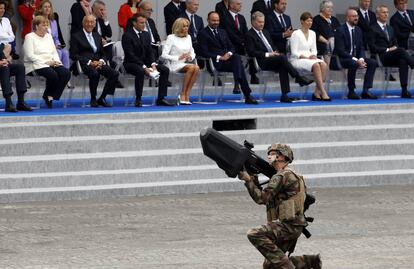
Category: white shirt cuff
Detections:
[
  {"x1": 216, "y1": 55, "x2": 220, "y2": 62},
  {"x1": 352, "y1": 57, "x2": 358, "y2": 62}
]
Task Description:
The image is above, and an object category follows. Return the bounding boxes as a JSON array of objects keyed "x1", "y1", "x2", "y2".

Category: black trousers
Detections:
[
  {"x1": 340, "y1": 58, "x2": 377, "y2": 91},
  {"x1": 82, "y1": 64, "x2": 119, "y2": 98},
  {"x1": 215, "y1": 53, "x2": 251, "y2": 97},
  {"x1": 35, "y1": 66, "x2": 71, "y2": 100},
  {"x1": 0, "y1": 63, "x2": 27, "y2": 98},
  {"x1": 381, "y1": 48, "x2": 414, "y2": 89},
  {"x1": 123, "y1": 63, "x2": 169, "y2": 99},
  {"x1": 259, "y1": 55, "x2": 300, "y2": 94}
]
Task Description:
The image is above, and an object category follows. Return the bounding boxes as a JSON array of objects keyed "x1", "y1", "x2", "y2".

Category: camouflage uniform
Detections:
[{"x1": 243, "y1": 144, "x2": 321, "y2": 269}]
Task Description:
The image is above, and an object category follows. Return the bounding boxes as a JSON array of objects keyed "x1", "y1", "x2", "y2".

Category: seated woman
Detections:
[
  {"x1": 23, "y1": 16, "x2": 71, "y2": 108},
  {"x1": 35, "y1": 0, "x2": 70, "y2": 71},
  {"x1": 289, "y1": 12, "x2": 331, "y2": 101},
  {"x1": 17, "y1": 0, "x2": 40, "y2": 40},
  {"x1": 161, "y1": 17, "x2": 199, "y2": 105},
  {"x1": 118, "y1": 0, "x2": 141, "y2": 32},
  {"x1": 0, "y1": 0, "x2": 17, "y2": 58}
]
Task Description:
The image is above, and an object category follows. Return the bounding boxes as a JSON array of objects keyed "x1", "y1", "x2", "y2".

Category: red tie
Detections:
[{"x1": 234, "y1": 14, "x2": 239, "y2": 30}]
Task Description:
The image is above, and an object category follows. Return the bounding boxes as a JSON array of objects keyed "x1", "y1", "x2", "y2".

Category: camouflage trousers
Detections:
[{"x1": 247, "y1": 221, "x2": 314, "y2": 269}]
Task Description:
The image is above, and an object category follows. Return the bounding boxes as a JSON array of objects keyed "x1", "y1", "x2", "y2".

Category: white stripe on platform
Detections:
[
  {"x1": 1, "y1": 108, "x2": 414, "y2": 128},
  {"x1": 1, "y1": 169, "x2": 414, "y2": 194}
]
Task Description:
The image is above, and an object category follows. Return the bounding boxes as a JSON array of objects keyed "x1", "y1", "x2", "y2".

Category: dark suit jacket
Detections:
[
  {"x1": 147, "y1": 17, "x2": 161, "y2": 44},
  {"x1": 220, "y1": 11, "x2": 248, "y2": 54},
  {"x1": 197, "y1": 27, "x2": 235, "y2": 68},
  {"x1": 94, "y1": 17, "x2": 112, "y2": 40},
  {"x1": 311, "y1": 14, "x2": 340, "y2": 55},
  {"x1": 164, "y1": 1, "x2": 186, "y2": 35},
  {"x1": 215, "y1": 1, "x2": 228, "y2": 20},
  {"x1": 367, "y1": 22, "x2": 398, "y2": 57},
  {"x1": 121, "y1": 29, "x2": 155, "y2": 67},
  {"x1": 179, "y1": 12, "x2": 204, "y2": 44},
  {"x1": 250, "y1": 0, "x2": 272, "y2": 15},
  {"x1": 69, "y1": 30, "x2": 107, "y2": 69},
  {"x1": 54, "y1": 13, "x2": 66, "y2": 47},
  {"x1": 264, "y1": 11, "x2": 291, "y2": 53},
  {"x1": 70, "y1": 3, "x2": 86, "y2": 35},
  {"x1": 390, "y1": 9, "x2": 414, "y2": 49},
  {"x1": 357, "y1": 9, "x2": 376, "y2": 48},
  {"x1": 244, "y1": 28, "x2": 276, "y2": 62},
  {"x1": 333, "y1": 24, "x2": 365, "y2": 60}
]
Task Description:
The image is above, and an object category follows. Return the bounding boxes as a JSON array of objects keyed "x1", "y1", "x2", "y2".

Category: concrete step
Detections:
[{"x1": 0, "y1": 169, "x2": 413, "y2": 203}]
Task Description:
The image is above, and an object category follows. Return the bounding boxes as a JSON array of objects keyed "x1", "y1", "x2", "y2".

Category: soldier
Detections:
[{"x1": 238, "y1": 143, "x2": 321, "y2": 269}]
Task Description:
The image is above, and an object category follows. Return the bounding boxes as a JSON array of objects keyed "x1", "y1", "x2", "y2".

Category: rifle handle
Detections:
[
  {"x1": 305, "y1": 216, "x2": 314, "y2": 223},
  {"x1": 302, "y1": 228, "x2": 312, "y2": 238}
]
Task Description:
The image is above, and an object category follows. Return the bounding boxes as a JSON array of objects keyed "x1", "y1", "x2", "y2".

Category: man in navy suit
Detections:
[
  {"x1": 264, "y1": 0, "x2": 293, "y2": 53},
  {"x1": 122, "y1": 14, "x2": 173, "y2": 107},
  {"x1": 179, "y1": 0, "x2": 203, "y2": 55},
  {"x1": 251, "y1": 0, "x2": 273, "y2": 16},
  {"x1": 164, "y1": 0, "x2": 186, "y2": 35},
  {"x1": 140, "y1": 1, "x2": 161, "y2": 59},
  {"x1": 245, "y1": 11, "x2": 313, "y2": 103},
  {"x1": 368, "y1": 5, "x2": 414, "y2": 98},
  {"x1": 390, "y1": 0, "x2": 414, "y2": 49},
  {"x1": 332, "y1": 8, "x2": 378, "y2": 100},
  {"x1": 198, "y1": 11, "x2": 258, "y2": 104},
  {"x1": 70, "y1": 15, "x2": 119, "y2": 107},
  {"x1": 357, "y1": 0, "x2": 377, "y2": 49}
]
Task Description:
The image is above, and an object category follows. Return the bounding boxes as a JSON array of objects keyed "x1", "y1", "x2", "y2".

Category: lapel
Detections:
[
  {"x1": 208, "y1": 28, "x2": 223, "y2": 47},
  {"x1": 81, "y1": 31, "x2": 95, "y2": 53},
  {"x1": 400, "y1": 11, "x2": 412, "y2": 26},
  {"x1": 271, "y1": 12, "x2": 283, "y2": 29},
  {"x1": 92, "y1": 32, "x2": 101, "y2": 52}
]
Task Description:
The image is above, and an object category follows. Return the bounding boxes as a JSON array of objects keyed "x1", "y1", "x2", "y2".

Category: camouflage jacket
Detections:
[{"x1": 244, "y1": 166, "x2": 308, "y2": 226}]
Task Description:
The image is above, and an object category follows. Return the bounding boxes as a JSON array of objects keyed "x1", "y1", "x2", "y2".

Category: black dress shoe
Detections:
[
  {"x1": 389, "y1": 74, "x2": 397, "y2": 81},
  {"x1": 90, "y1": 99, "x2": 99, "y2": 107},
  {"x1": 311, "y1": 94, "x2": 322, "y2": 101},
  {"x1": 115, "y1": 80, "x2": 124, "y2": 88},
  {"x1": 296, "y1": 76, "x2": 313, "y2": 86},
  {"x1": 167, "y1": 81, "x2": 172, "y2": 87},
  {"x1": 401, "y1": 90, "x2": 412, "y2": 98},
  {"x1": 361, "y1": 91, "x2": 378, "y2": 99},
  {"x1": 5, "y1": 102, "x2": 17, "y2": 112},
  {"x1": 250, "y1": 75, "x2": 260, "y2": 84},
  {"x1": 97, "y1": 97, "x2": 112, "y2": 107},
  {"x1": 280, "y1": 94, "x2": 293, "y2": 103},
  {"x1": 245, "y1": 96, "x2": 259, "y2": 104},
  {"x1": 42, "y1": 95, "x2": 52, "y2": 108},
  {"x1": 16, "y1": 102, "x2": 33, "y2": 111},
  {"x1": 135, "y1": 99, "x2": 142, "y2": 107},
  {"x1": 233, "y1": 86, "x2": 241, "y2": 94},
  {"x1": 347, "y1": 92, "x2": 361, "y2": 100},
  {"x1": 156, "y1": 98, "x2": 175, "y2": 106}
]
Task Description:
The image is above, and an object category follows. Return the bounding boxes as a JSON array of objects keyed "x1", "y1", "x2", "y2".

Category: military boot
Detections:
[
  {"x1": 304, "y1": 254, "x2": 322, "y2": 269},
  {"x1": 278, "y1": 256, "x2": 296, "y2": 269}
]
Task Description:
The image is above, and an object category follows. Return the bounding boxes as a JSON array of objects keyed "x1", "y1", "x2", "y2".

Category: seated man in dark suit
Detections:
[
  {"x1": 390, "y1": 0, "x2": 414, "y2": 50},
  {"x1": 164, "y1": 0, "x2": 186, "y2": 35},
  {"x1": 179, "y1": 0, "x2": 203, "y2": 56},
  {"x1": 264, "y1": 0, "x2": 294, "y2": 54},
  {"x1": 368, "y1": 4, "x2": 414, "y2": 98},
  {"x1": 245, "y1": 11, "x2": 312, "y2": 103},
  {"x1": 140, "y1": 1, "x2": 162, "y2": 59},
  {"x1": 357, "y1": 0, "x2": 377, "y2": 49},
  {"x1": 70, "y1": 15, "x2": 119, "y2": 107},
  {"x1": 122, "y1": 13, "x2": 173, "y2": 107},
  {"x1": 0, "y1": 43, "x2": 32, "y2": 112},
  {"x1": 331, "y1": 8, "x2": 378, "y2": 100},
  {"x1": 251, "y1": 0, "x2": 273, "y2": 16},
  {"x1": 198, "y1": 11, "x2": 258, "y2": 105}
]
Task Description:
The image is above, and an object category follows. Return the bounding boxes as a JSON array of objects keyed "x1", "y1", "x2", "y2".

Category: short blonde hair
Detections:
[
  {"x1": 32, "y1": 15, "x2": 48, "y2": 29},
  {"x1": 172, "y1": 18, "x2": 190, "y2": 38}
]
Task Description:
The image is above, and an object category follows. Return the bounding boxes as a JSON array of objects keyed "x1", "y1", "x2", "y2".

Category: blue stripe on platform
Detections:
[{"x1": 1, "y1": 89, "x2": 413, "y2": 117}]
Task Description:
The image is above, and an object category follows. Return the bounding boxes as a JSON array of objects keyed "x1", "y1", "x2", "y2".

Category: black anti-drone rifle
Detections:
[{"x1": 200, "y1": 127, "x2": 315, "y2": 238}]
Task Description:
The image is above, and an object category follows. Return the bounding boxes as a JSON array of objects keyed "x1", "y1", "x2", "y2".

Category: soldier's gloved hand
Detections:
[{"x1": 238, "y1": 171, "x2": 251, "y2": 182}]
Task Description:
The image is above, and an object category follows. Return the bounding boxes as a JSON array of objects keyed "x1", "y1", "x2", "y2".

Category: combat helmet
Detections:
[{"x1": 267, "y1": 143, "x2": 294, "y2": 163}]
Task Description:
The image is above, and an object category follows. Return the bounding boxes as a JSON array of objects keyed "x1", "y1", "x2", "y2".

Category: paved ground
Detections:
[{"x1": 0, "y1": 184, "x2": 413, "y2": 269}]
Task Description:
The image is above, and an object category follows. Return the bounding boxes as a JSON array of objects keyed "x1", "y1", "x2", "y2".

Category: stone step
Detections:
[
  {"x1": 1, "y1": 108, "x2": 414, "y2": 139},
  {"x1": 1, "y1": 169, "x2": 413, "y2": 203}
]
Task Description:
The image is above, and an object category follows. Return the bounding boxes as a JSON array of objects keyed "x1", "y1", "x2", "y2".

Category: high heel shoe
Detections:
[{"x1": 311, "y1": 93, "x2": 322, "y2": 101}]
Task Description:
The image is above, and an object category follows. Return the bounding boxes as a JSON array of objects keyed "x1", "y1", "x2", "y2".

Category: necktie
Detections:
[
  {"x1": 279, "y1": 15, "x2": 286, "y2": 30},
  {"x1": 213, "y1": 29, "x2": 223, "y2": 46},
  {"x1": 259, "y1": 31, "x2": 273, "y2": 53},
  {"x1": 234, "y1": 14, "x2": 239, "y2": 30},
  {"x1": 191, "y1": 15, "x2": 197, "y2": 37},
  {"x1": 365, "y1": 12, "x2": 369, "y2": 23},
  {"x1": 383, "y1": 25, "x2": 390, "y2": 41},
  {"x1": 137, "y1": 31, "x2": 143, "y2": 44},
  {"x1": 351, "y1": 28, "x2": 356, "y2": 57},
  {"x1": 87, "y1": 33, "x2": 97, "y2": 53},
  {"x1": 404, "y1": 12, "x2": 412, "y2": 26},
  {"x1": 145, "y1": 21, "x2": 155, "y2": 43}
]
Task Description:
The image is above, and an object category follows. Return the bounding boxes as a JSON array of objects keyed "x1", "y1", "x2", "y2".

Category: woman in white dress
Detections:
[
  {"x1": 161, "y1": 17, "x2": 200, "y2": 105},
  {"x1": 289, "y1": 12, "x2": 331, "y2": 101}
]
